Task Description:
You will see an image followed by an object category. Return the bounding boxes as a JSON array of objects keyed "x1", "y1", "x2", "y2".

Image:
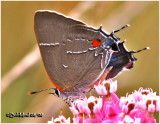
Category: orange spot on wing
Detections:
[
  {"x1": 92, "y1": 39, "x2": 101, "y2": 47},
  {"x1": 125, "y1": 62, "x2": 133, "y2": 69}
]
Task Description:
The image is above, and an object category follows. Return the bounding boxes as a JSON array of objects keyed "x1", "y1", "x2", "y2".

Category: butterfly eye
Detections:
[
  {"x1": 92, "y1": 39, "x2": 101, "y2": 47},
  {"x1": 54, "y1": 88, "x2": 60, "y2": 97}
]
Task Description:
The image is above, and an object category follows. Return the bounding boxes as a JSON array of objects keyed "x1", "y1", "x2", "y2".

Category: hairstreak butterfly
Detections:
[{"x1": 29, "y1": 10, "x2": 148, "y2": 103}]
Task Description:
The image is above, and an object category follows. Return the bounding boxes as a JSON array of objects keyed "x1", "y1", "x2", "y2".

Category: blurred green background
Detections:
[{"x1": 1, "y1": 1, "x2": 159, "y2": 123}]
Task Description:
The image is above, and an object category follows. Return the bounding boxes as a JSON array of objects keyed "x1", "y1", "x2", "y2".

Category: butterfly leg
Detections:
[
  {"x1": 68, "y1": 96, "x2": 73, "y2": 103},
  {"x1": 49, "y1": 90, "x2": 72, "y2": 106},
  {"x1": 62, "y1": 97, "x2": 71, "y2": 106}
]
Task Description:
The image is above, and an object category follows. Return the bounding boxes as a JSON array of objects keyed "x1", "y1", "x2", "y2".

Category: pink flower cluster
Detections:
[{"x1": 48, "y1": 79, "x2": 160, "y2": 123}]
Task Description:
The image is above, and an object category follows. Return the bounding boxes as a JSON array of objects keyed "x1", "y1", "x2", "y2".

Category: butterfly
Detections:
[{"x1": 30, "y1": 10, "x2": 148, "y2": 103}]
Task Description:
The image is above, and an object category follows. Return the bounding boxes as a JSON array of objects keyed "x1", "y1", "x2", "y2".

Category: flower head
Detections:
[
  {"x1": 49, "y1": 80, "x2": 159, "y2": 123},
  {"x1": 69, "y1": 95, "x2": 103, "y2": 123},
  {"x1": 94, "y1": 79, "x2": 117, "y2": 96},
  {"x1": 87, "y1": 96, "x2": 102, "y2": 115},
  {"x1": 69, "y1": 97, "x2": 89, "y2": 116},
  {"x1": 119, "y1": 94, "x2": 136, "y2": 114},
  {"x1": 48, "y1": 116, "x2": 70, "y2": 124}
]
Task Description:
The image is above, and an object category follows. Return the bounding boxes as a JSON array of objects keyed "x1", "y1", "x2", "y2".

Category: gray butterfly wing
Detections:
[
  {"x1": 34, "y1": 11, "x2": 85, "y2": 90},
  {"x1": 34, "y1": 11, "x2": 111, "y2": 93},
  {"x1": 62, "y1": 25, "x2": 112, "y2": 95}
]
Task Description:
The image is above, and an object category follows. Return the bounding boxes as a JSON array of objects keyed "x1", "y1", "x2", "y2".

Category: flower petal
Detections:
[{"x1": 110, "y1": 80, "x2": 117, "y2": 93}]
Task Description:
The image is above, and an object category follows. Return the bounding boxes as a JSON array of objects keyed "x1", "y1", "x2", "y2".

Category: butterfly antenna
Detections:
[
  {"x1": 111, "y1": 24, "x2": 130, "y2": 35},
  {"x1": 131, "y1": 47, "x2": 150, "y2": 53},
  {"x1": 28, "y1": 88, "x2": 56, "y2": 95}
]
